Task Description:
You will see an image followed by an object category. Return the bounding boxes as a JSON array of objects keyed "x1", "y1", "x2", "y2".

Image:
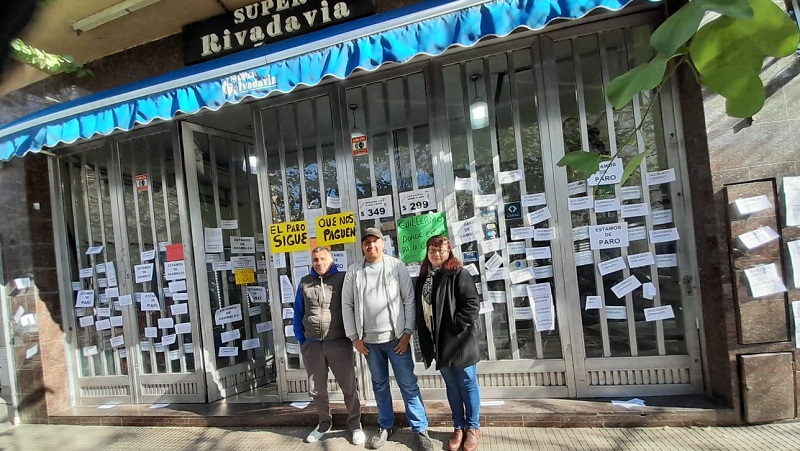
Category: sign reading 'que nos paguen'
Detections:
[{"x1": 183, "y1": 0, "x2": 376, "y2": 65}]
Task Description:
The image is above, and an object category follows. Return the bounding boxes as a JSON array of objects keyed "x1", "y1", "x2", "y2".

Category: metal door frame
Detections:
[
  {"x1": 252, "y1": 83, "x2": 357, "y2": 401},
  {"x1": 51, "y1": 124, "x2": 208, "y2": 404},
  {"x1": 540, "y1": 12, "x2": 704, "y2": 396},
  {"x1": 180, "y1": 121, "x2": 277, "y2": 402}
]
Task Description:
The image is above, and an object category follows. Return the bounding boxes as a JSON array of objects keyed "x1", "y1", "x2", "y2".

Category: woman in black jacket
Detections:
[{"x1": 414, "y1": 235, "x2": 481, "y2": 451}]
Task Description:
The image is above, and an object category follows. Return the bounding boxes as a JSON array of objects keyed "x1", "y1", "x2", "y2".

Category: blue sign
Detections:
[{"x1": 504, "y1": 202, "x2": 522, "y2": 220}]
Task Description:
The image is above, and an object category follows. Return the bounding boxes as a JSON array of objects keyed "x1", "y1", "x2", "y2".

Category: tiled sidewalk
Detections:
[{"x1": 1, "y1": 422, "x2": 799, "y2": 450}]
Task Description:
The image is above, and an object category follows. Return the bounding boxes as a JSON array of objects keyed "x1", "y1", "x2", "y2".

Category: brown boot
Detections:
[
  {"x1": 463, "y1": 428, "x2": 480, "y2": 451},
  {"x1": 447, "y1": 428, "x2": 464, "y2": 451}
]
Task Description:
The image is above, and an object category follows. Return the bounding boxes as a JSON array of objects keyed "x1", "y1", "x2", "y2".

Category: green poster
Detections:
[{"x1": 397, "y1": 212, "x2": 448, "y2": 264}]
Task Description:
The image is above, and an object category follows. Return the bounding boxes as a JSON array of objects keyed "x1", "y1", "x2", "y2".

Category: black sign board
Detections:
[
  {"x1": 183, "y1": 0, "x2": 375, "y2": 65},
  {"x1": 504, "y1": 201, "x2": 522, "y2": 220}
]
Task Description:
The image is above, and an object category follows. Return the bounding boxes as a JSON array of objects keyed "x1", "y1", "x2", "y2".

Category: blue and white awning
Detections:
[{"x1": 0, "y1": 0, "x2": 655, "y2": 160}]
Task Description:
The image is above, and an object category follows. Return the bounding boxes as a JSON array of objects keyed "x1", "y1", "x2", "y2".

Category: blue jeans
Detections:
[
  {"x1": 439, "y1": 363, "x2": 481, "y2": 430},
  {"x1": 364, "y1": 338, "x2": 429, "y2": 432}
]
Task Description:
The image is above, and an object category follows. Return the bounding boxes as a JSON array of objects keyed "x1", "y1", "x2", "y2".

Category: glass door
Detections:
[
  {"x1": 181, "y1": 123, "x2": 276, "y2": 402},
  {"x1": 436, "y1": 41, "x2": 574, "y2": 398},
  {"x1": 542, "y1": 24, "x2": 703, "y2": 397},
  {"x1": 54, "y1": 128, "x2": 207, "y2": 404},
  {"x1": 253, "y1": 87, "x2": 353, "y2": 401}
]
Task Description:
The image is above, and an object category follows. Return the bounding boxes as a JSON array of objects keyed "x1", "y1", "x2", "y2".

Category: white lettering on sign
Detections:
[
  {"x1": 399, "y1": 187, "x2": 436, "y2": 214},
  {"x1": 587, "y1": 159, "x2": 623, "y2": 186},
  {"x1": 358, "y1": 195, "x2": 393, "y2": 220},
  {"x1": 589, "y1": 223, "x2": 629, "y2": 250}
]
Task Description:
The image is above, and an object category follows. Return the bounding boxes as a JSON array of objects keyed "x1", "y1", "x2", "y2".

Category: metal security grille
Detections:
[
  {"x1": 55, "y1": 128, "x2": 207, "y2": 404},
  {"x1": 181, "y1": 123, "x2": 275, "y2": 401},
  {"x1": 255, "y1": 90, "x2": 350, "y2": 400},
  {"x1": 544, "y1": 21, "x2": 703, "y2": 396}
]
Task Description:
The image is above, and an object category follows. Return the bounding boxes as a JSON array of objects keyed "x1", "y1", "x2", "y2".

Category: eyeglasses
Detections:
[{"x1": 427, "y1": 249, "x2": 449, "y2": 256}]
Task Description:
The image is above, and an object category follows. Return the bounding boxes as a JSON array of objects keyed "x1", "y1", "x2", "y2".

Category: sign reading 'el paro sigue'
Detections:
[
  {"x1": 315, "y1": 212, "x2": 356, "y2": 246},
  {"x1": 183, "y1": 0, "x2": 375, "y2": 65},
  {"x1": 269, "y1": 220, "x2": 308, "y2": 253}
]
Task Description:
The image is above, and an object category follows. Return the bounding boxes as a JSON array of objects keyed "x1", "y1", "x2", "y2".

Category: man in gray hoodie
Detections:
[{"x1": 342, "y1": 228, "x2": 432, "y2": 451}]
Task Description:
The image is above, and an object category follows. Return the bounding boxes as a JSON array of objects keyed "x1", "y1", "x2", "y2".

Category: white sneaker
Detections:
[
  {"x1": 351, "y1": 428, "x2": 366, "y2": 445},
  {"x1": 305, "y1": 424, "x2": 332, "y2": 443}
]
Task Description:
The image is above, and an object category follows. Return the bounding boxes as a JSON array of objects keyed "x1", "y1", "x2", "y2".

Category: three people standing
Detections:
[
  {"x1": 296, "y1": 230, "x2": 481, "y2": 451},
  {"x1": 414, "y1": 235, "x2": 482, "y2": 451}
]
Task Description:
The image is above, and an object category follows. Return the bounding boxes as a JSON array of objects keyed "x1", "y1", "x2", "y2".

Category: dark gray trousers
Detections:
[{"x1": 301, "y1": 337, "x2": 362, "y2": 430}]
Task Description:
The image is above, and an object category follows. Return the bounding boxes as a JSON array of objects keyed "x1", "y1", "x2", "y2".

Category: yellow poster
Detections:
[
  {"x1": 234, "y1": 269, "x2": 255, "y2": 285},
  {"x1": 316, "y1": 212, "x2": 357, "y2": 246},
  {"x1": 269, "y1": 220, "x2": 308, "y2": 253}
]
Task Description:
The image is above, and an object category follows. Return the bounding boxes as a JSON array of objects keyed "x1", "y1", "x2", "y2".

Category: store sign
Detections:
[
  {"x1": 183, "y1": 0, "x2": 376, "y2": 65},
  {"x1": 504, "y1": 202, "x2": 522, "y2": 220}
]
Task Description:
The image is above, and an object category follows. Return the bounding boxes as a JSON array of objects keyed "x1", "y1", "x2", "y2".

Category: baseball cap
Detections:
[{"x1": 362, "y1": 227, "x2": 383, "y2": 241}]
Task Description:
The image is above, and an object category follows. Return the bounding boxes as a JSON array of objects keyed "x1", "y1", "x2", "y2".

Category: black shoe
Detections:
[
  {"x1": 369, "y1": 427, "x2": 393, "y2": 449},
  {"x1": 414, "y1": 430, "x2": 434, "y2": 451}
]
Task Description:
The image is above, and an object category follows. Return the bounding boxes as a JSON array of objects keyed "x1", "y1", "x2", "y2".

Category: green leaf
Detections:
[
  {"x1": 10, "y1": 38, "x2": 92, "y2": 77},
  {"x1": 690, "y1": 0, "x2": 799, "y2": 117},
  {"x1": 607, "y1": 53, "x2": 671, "y2": 109},
  {"x1": 556, "y1": 151, "x2": 601, "y2": 176},
  {"x1": 650, "y1": 0, "x2": 753, "y2": 55},
  {"x1": 620, "y1": 152, "x2": 647, "y2": 186},
  {"x1": 702, "y1": 70, "x2": 765, "y2": 117}
]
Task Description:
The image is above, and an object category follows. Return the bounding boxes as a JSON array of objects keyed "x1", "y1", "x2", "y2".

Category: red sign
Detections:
[
  {"x1": 165, "y1": 244, "x2": 184, "y2": 262},
  {"x1": 136, "y1": 174, "x2": 148, "y2": 192},
  {"x1": 351, "y1": 134, "x2": 368, "y2": 156}
]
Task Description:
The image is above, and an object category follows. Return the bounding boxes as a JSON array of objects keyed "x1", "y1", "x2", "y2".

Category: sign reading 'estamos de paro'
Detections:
[{"x1": 183, "y1": 0, "x2": 375, "y2": 65}]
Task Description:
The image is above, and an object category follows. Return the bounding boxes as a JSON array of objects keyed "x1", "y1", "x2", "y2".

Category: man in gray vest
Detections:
[
  {"x1": 294, "y1": 246, "x2": 364, "y2": 445},
  {"x1": 342, "y1": 228, "x2": 433, "y2": 451}
]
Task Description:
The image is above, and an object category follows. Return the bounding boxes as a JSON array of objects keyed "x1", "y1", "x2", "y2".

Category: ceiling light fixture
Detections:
[
  {"x1": 469, "y1": 74, "x2": 489, "y2": 130},
  {"x1": 72, "y1": 0, "x2": 163, "y2": 33}
]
